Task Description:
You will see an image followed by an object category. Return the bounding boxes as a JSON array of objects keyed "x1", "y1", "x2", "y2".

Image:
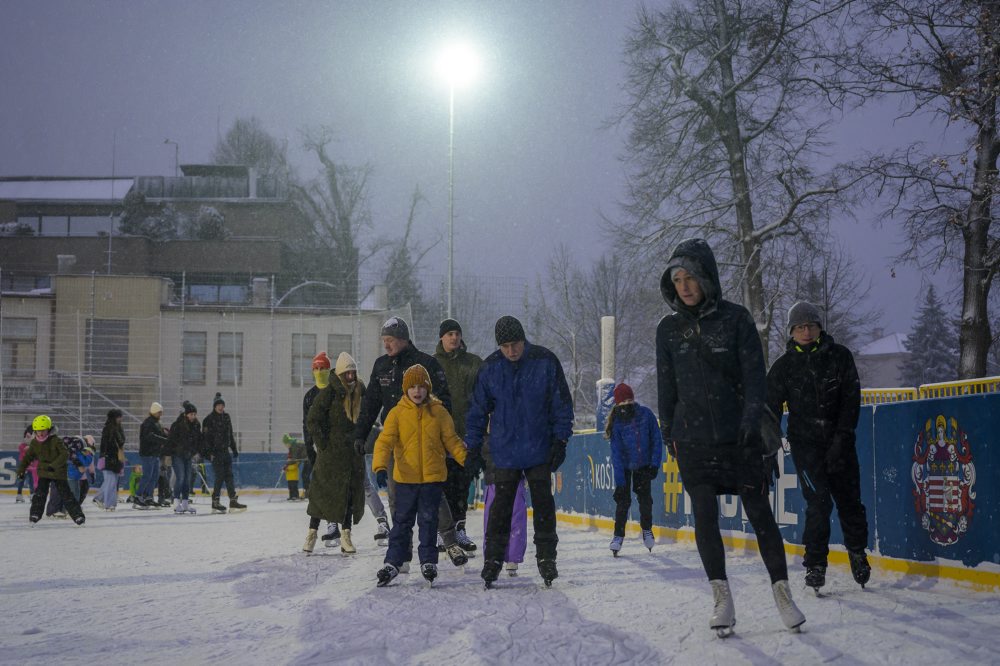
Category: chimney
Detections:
[
  {"x1": 252, "y1": 277, "x2": 269, "y2": 306},
  {"x1": 56, "y1": 254, "x2": 77, "y2": 274}
]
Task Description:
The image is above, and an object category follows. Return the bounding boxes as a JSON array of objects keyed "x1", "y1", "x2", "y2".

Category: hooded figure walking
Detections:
[{"x1": 656, "y1": 238, "x2": 804, "y2": 636}]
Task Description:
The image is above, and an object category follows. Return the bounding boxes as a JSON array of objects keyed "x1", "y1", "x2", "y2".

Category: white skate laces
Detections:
[
  {"x1": 709, "y1": 579, "x2": 736, "y2": 634},
  {"x1": 771, "y1": 580, "x2": 806, "y2": 631}
]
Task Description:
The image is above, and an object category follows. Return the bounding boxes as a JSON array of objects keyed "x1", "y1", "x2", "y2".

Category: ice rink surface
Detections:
[{"x1": 2, "y1": 493, "x2": 998, "y2": 665}]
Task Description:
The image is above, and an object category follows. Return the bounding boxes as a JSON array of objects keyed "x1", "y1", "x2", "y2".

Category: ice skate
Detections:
[
  {"x1": 642, "y1": 529, "x2": 655, "y2": 552},
  {"x1": 376, "y1": 563, "x2": 399, "y2": 587},
  {"x1": 445, "y1": 543, "x2": 468, "y2": 567},
  {"x1": 805, "y1": 566, "x2": 826, "y2": 595},
  {"x1": 481, "y1": 559, "x2": 503, "y2": 589},
  {"x1": 436, "y1": 533, "x2": 446, "y2": 553},
  {"x1": 772, "y1": 579, "x2": 806, "y2": 631},
  {"x1": 455, "y1": 520, "x2": 478, "y2": 553},
  {"x1": 93, "y1": 497, "x2": 104, "y2": 509},
  {"x1": 340, "y1": 528, "x2": 356, "y2": 555},
  {"x1": 537, "y1": 559, "x2": 558, "y2": 587},
  {"x1": 373, "y1": 517, "x2": 390, "y2": 546},
  {"x1": 709, "y1": 579, "x2": 736, "y2": 637},
  {"x1": 211, "y1": 498, "x2": 227, "y2": 514},
  {"x1": 505, "y1": 562, "x2": 518, "y2": 577},
  {"x1": 303, "y1": 528, "x2": 318, "y2": 554},
  {"x1": 228, "y1": 497, "x2": 247, "y2": 512},
  {"x1": 52, "y1": 510, "x2": 67, "y2": 519},
  {"x1": 849, "y1": 550, "x2": 871, "y2": 588},
  {"x1": 610, "y1": 535, "x2": 624, "y2": 557},
  {"x1": 322, "y1": 523, "x2": 340, "y2": 548},
  {"x1": 73, "y1": 514, "x2": 86, "y2": 526},
  {"x1": 29, "y1": 514, "x2": 41, "y2": 524},
  {"x1": 15, "y1": 495, "x2": 25, "y2": 503},
  {"x1": 421, "y1": 563, "x2": 438, "y2": 586}
]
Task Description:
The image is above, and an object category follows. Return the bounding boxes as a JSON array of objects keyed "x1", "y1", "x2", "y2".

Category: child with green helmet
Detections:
[{"x1": 15, "y1": 415, "x2": 86, "y2": 525}]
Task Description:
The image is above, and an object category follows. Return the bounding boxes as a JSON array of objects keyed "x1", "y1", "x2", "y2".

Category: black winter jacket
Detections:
[
  {"x1": 656, "y1": 239, "x2": 767, "y2": 446},
  {"x1": 766, "y1": 332, "x2": 861, "y2": 446},
  {"x1": 139, "y1": 415, "x2": 168, "y2": 457},
  {"x1": 202, "y1": 410, "x2": 238, "y2": 459},
  {"x1": 100, "y1": 422, "x2": 126, "y2": 474},
  {"x1": 302, "y1": 384, "x2": 322, "y2": 462},
  {"x1": 167, "y1": 413, "x2": 203, "y2": 458},
  {"x1": 353, "y1": 343, "x2": 451, "y2": 441}
]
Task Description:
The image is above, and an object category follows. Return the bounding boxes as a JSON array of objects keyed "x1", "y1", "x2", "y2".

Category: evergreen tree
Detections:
[{"x1": 901, "y1": 286, "x2": 958, "y2": 386}]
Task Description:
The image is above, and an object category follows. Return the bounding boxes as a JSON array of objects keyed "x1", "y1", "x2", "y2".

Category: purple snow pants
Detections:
[{"x1": 482, "y1": 481, "x2": 527, "y2": 564}]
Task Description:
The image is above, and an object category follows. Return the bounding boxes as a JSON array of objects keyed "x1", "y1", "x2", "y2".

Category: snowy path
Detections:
[{"x1": 2, "y1": 494, "x2": 998, "y2": 665}]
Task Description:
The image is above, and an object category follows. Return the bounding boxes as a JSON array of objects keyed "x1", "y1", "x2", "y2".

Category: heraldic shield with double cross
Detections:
[{"x1": 911, "y1": 415, "x2": 977, "y2": 547}]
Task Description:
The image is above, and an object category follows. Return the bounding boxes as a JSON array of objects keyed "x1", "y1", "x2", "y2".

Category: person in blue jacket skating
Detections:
[
  {"x1": 465, "y1": 316, "x2": 574, "y2": 588},
  {"x1": 604, "y1": 382, "x2": 662, "y2": 555}
]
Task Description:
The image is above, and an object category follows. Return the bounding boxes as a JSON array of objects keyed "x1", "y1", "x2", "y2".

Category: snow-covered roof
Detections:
[
  {"x1": 859, "y1": 332, "x2": 909, "y2": 356},
  {"x1": 0, "y1": 178, "x2": 134, "y2": 202}
]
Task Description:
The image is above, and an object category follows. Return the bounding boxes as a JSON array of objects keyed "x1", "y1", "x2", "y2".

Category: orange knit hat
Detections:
[
  {"x1": 312, "y1": 352, "x2": 332, "y2": 370},
  {"x1": 402, "y1": 364, "x2": 432, "y2": 394}
]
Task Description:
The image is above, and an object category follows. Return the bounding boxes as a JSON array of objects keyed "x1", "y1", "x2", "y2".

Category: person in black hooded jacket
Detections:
[
  {"x1": 766, "y1": 301, "x2": 870, "y2": 592},
  {"x1": 656, "y1": 238, "x2": 804, "y2": 635}
]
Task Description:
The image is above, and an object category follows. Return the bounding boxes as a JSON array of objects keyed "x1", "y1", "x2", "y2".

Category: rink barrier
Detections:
[{"x1": 550, "y1": 391, "x2": 1000, "y2": 591}]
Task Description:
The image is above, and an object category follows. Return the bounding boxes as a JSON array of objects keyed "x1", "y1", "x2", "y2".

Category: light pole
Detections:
[
  {"x1": 163, "y1": 138, "x2": 179, "y2": 176},
  {"x1": 435, "y1": 43, "x2": 479, "y2": 319}
]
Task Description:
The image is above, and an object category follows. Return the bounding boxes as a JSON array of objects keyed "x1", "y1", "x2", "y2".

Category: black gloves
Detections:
[
  {"x1": 826, "y1": 432, "x2": 849, "y2": 473},
  {"x1": 376, "y1": 469, "x2": 388, "y2": 489},
  {"x1": 231, "y1": 449, "x2": 239, "y2": 460},
  {"x1": 465, "y1": 448, "x2": 484, "y2": 479},
  {"x1": 549, "y1": 439, "x2": 568, "y2": 471},
  {"x1": 353, "y1": 438, "x2": 366, "y2": 457},
  {"x1": 738, "y1": 426, "x2": 763, "y2": 453}
]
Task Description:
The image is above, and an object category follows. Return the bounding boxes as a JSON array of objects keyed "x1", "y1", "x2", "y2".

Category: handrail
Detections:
[
  {"x1": 861, "y1": 387, "x2": 918, "y2": 405},
  {"x1": 918, "y1": 376, "x2": 1000, "y2": 399}
]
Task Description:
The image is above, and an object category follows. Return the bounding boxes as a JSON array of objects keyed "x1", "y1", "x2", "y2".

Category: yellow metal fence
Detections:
[{"x1": 860, "y1": 376, "x2": 1000, "y2": 405}]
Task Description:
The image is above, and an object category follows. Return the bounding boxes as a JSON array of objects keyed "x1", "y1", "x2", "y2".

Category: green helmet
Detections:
[{"x1": 32, "y1": 414, "x2": 53, "y2": 431}]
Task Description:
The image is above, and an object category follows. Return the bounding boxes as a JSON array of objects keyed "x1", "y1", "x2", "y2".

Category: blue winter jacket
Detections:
[
  {"x1": 608, "y1": 405, "x2": 663, "y2": 487},
  {"x1": 67, "y1": 451, "x2": 93, "y2": 481},
  {"x1": 465, "y1": 342, "x2": 574, "y2": 470}
]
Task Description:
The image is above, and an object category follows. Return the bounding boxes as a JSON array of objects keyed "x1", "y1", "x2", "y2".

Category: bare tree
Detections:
[
  {"x1": 212, "y1": 116, "x2": 290, "y2": 180},
  {"x1": 288, "y1": 127, "x2": 372, "y2": 308},
  {"x1": 835, "y1": 0, "x2": 1000, "y2": 378},
  {"x1": 616, "y1": 0, "x2": 862, "y2": 358}
]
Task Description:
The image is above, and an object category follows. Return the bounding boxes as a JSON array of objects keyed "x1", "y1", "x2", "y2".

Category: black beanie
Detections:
[
  {"x1": 495, "y1": 316, "x2": 526, "y2": 346},
  {"x1": 183, "y1": 401, "x2": 198, "y2": 414},
  {"x1": 213, "y1": 392, "x2": 225, "y2": 408},
  {"x1": 380, "y1": 316, "x2": 410, "y2": 341},
  {"x1": 439, "y1": 318, "x2": 462, "y2": 338}
]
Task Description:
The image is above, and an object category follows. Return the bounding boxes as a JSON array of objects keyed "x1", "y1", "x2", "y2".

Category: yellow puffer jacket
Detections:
[{"x1": 373, "y1": 396, "x2": 467, "y2": 483}]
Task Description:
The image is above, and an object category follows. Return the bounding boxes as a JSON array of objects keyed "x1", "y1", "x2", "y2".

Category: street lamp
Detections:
[
  {"x1": 435, "y1": 42, "x2": 480, "y2": 318},
  {"x1": 163, "y1": 138, "x2": 179, "y2": 177}
]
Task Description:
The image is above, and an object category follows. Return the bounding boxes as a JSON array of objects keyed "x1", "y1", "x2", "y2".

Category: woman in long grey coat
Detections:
[{"x1": 304, "y1": 354, "x2": 366, "y2": 554}]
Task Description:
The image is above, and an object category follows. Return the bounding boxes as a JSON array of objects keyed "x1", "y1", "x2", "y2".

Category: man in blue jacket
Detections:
[{"x1": 466, "y1": 315, "x2": 574, "y2": 587}]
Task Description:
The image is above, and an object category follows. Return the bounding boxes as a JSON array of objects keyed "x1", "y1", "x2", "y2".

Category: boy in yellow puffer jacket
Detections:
[{"x1": 373, "y1": 364, "x2": 466, "y2": 586}]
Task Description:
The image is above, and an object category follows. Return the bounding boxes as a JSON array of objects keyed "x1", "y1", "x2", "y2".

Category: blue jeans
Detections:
[
  {"x1": 386, "y1": 482, "x2": 443, "y2": 567},
  {"x1": 138, "y1": 456, "x2": 160, "y2": 498},
  {"x1": 172, "y1": 456, "x2": 193, "y2": 500},
  {"x1": 100, "y1": 470, "x2": 120, "y2": 507}
]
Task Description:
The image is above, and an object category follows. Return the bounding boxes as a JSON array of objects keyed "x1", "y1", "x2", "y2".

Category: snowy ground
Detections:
[{"x1": 2, "y1": 491, "x2": 998, "y2": 666}]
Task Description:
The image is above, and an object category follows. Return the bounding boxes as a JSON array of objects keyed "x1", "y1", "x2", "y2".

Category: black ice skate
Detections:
[
  {"x1": 805, "y1": 566, "x2": 826, "y2": 595},
  {"x1": 73, "y1": 514, "x2": 86, "y2": 526},
  {"x1": 445, "y1": 543, "x2": 468, "y2": 567},
  {"x1": 849, "y1": 551, "x2": 871, "y2": 588},
  {"x1": 421, "y1": 563, "x2": 438, "y2": 586},
  {"x1": 376, "y1": 564, "x2": 399, "y2": 588},
  {"x1": 481, "y1": 559, "x2": 503, "y2": 589},
  {"x1": 537, "y1": 559, "x2": 558, "y2": 587},
  {"x1": 211, "y1": 498, "x2": 228, "y2": 514},
  {"x1": 228, "y1": 497, "x2": 247, "y2": 512}
]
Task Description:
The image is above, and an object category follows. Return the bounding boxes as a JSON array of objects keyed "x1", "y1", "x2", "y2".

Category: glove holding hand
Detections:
[
  {"x1": 826, "y1": 432, "x2": 849, "y2": 474},
  {"x1": 738, "y1": 426, "x2": 763, "y2": 453},
  {"x1": 375, "y1": 469, "x2": 388, "y2": 489},
  {"x1": 465, "y1": 447, "x2": 483, "y2": 479},
  {"x1": 353, "y1": 438, "x2": 367, "y2": 457},
  {"x1": 549, "y1": 439, "x2": 568, "y2": 471}
]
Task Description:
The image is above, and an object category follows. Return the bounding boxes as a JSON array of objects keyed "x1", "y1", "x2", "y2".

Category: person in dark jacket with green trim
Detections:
[
  {"x1": 766, "y1": 301, "x2": 870, "y2": 592},
  {"x1": 434, "y1": 318, "x2": 483, "y2": 552},
  {"x1": 656, "y1": 238, "x2": 803, "y2": 635}
]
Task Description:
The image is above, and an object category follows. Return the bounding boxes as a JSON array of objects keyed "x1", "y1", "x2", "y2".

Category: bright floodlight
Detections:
[{"x1": 436, "y1": 42, "x2": 480, "y2": 88}]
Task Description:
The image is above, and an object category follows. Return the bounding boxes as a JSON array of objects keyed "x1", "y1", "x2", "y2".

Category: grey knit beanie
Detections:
[{"x1": 787, "y1": 301, "x2": 823, "y2": 333}]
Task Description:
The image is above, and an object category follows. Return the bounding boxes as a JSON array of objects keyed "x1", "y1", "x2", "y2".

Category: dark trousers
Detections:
[
  {"x1": 443, "y1": 458, "x2": 469, "y2": 524},
  {"x1": 386, "y1": 482, "x2": 443, "y2": 567},
  {"x1": 485, "y1": 463, "x2": 558, "y2": 563},
  {"x1": 688, "y1": 483, "x2": 788, "y2": 584},
  {"x1": 301, "y1": 460, "x2": 312, "y2": 491},
  {"x1": 791, "y1": 440, "x2": 869, "y2": 568},
  {"x1": 613, "y1": 469, "x2": 653, "y2": 536},
  {"x1": 212, "y1": 455, "x2": 236, "y2": 500},
  {"x1": 31, "y1": 477, "x2": 83, "y2": 522}
]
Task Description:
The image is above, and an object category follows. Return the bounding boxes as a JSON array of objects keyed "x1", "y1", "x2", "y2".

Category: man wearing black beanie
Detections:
[{"x1": 466, "y1": 315, "x2": 574, "y2": 587}]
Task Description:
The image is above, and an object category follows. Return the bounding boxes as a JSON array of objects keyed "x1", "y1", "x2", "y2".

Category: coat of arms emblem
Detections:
[{"x1": 911, "y1": 415, "x2": 977, "y2": 546}]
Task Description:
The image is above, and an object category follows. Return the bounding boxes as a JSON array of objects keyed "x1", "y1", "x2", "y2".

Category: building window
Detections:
[
  {"x1": 327, "y1": 334, "x2": 352, "y2": 360},
  {"x1": 182, "y1": 331, "x2": 207, "y2": 384},
  {"x1": 85, "y1": 319, "x2": 129, "y2": 374},
  {"x1": 291, "y1": 333, "x2": 316, "y2": 387},
  {"x1": 188, "y1": 284, "x2": 248, "y2": 304},
  {"x1": 1, "y1": 317, "x2": 37, "y2": 378},
  {"x1": 218, "y1": 332, "x2": 243, "y2": 386}
]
